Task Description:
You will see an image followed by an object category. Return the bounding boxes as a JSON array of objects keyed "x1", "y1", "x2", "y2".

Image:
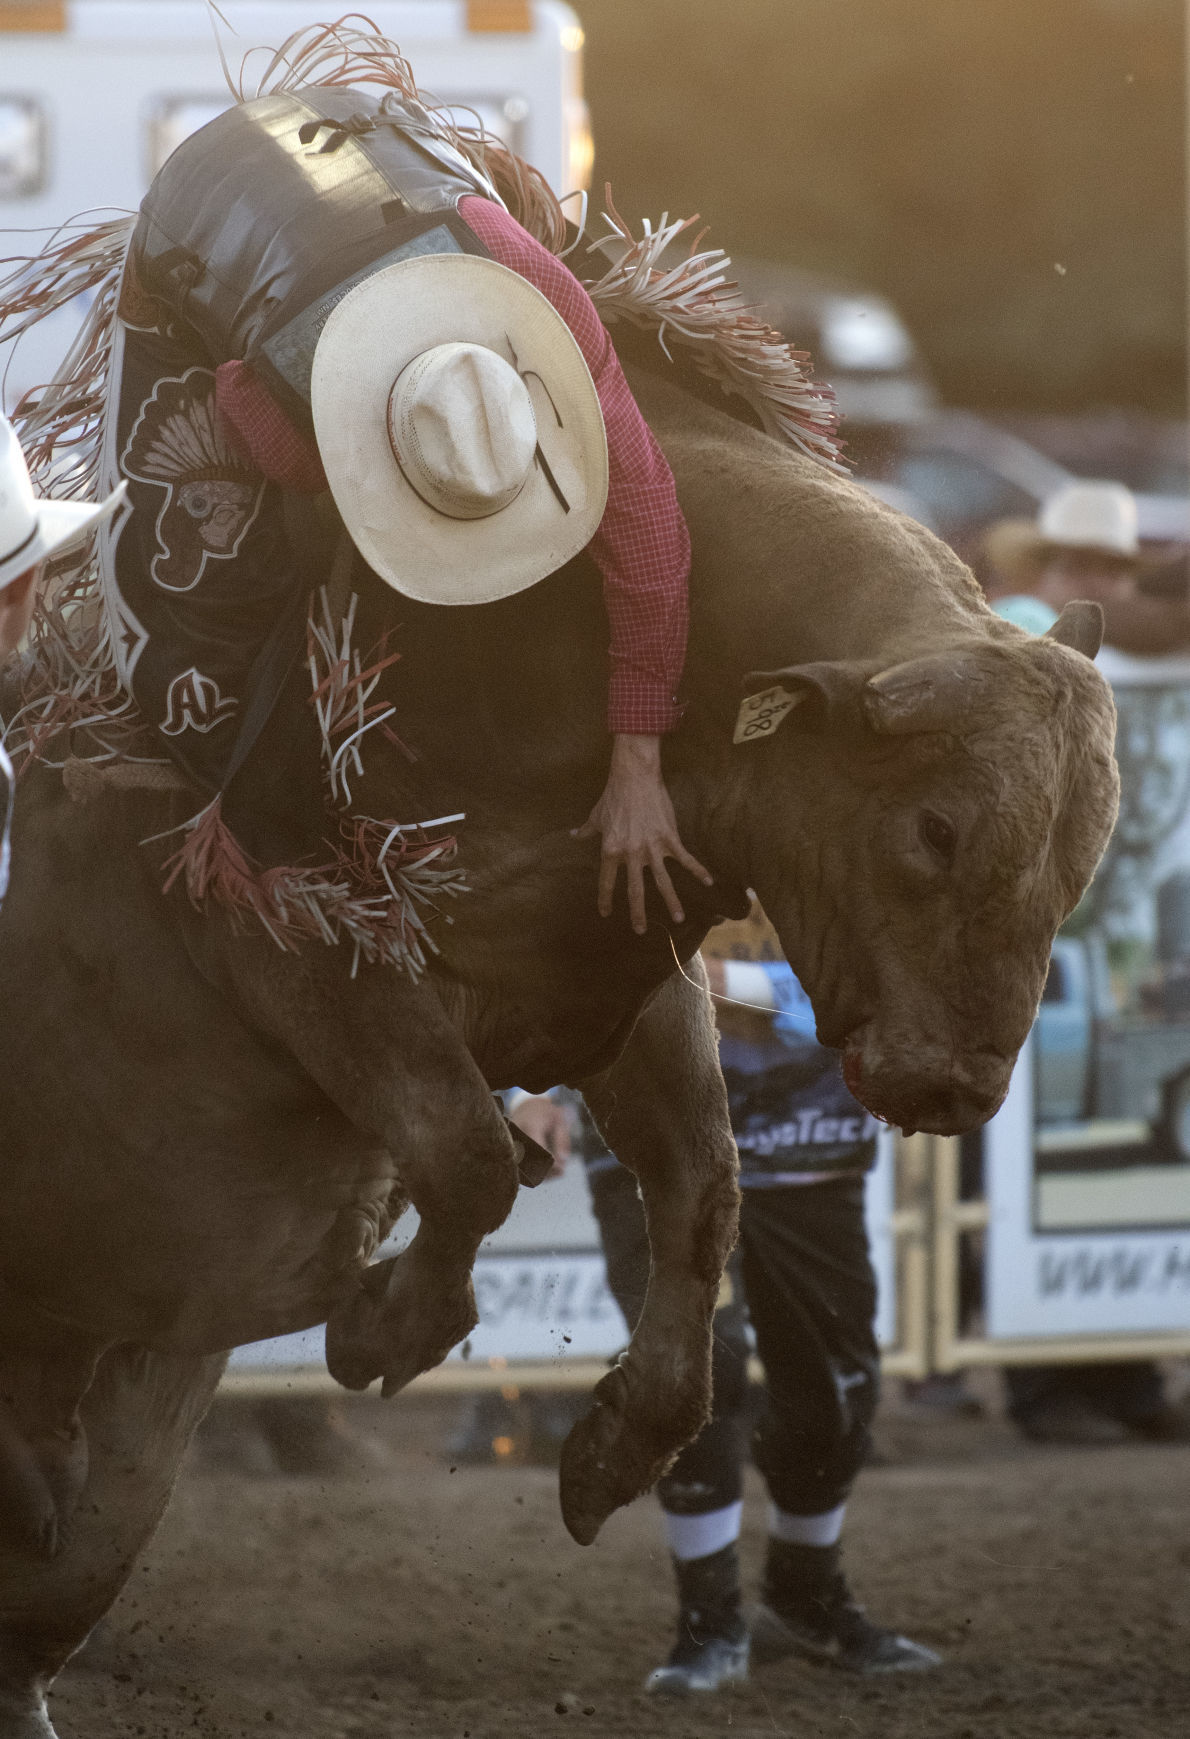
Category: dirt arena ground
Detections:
[{"x1": 56, "y1": 1378, "x2": 1190, "y2": 1739}]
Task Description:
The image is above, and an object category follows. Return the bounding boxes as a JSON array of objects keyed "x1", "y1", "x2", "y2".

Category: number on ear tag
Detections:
[{"x1": 733, "y1": 685, "x2": 802, "y2": 744}]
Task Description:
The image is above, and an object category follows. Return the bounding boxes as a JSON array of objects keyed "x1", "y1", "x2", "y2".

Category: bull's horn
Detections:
[
  {"x1": 1043, "y1": 599, "x2": 1104, "y2": 660},
  {"x1": 863, "y1": 651, "x2": 989, "y2": 735}
]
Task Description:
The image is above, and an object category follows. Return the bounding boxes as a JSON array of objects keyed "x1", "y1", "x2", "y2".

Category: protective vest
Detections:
[
  {"x1": 100, "y1": 87, "x2": 500, "y2": 802},
  {"x1": 130, "y1": 86, "x2": 498, "y2": 427}
]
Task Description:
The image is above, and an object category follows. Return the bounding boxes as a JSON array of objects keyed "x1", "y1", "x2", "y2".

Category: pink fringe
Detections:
[
  {"x1": 585, "y1": 192, "x2": 846, "y2": 473},
  {"x1": 160, "y1": 796, "x2": 465, "y2": 976}
]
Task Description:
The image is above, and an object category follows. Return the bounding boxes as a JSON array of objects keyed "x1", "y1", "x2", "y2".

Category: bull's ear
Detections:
[
  {"x1": 863, "y1": 650, "x2": 990, "y2": 736},
  {"x1": 736, "y1": 661, "x2": 875, "y2": 744},
  {"x1": 1044, "y1": 599, "x2": 1104, "y2": 660}
]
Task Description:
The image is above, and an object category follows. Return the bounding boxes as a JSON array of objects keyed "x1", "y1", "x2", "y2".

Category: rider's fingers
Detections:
[
  {"x1": 649, "y1": 851, "x2": 685, "y2": 926},
  {"x1": 572, "y1": 818, "x2": 598, "y2": 840},
  {"x1": 626, "y1": 856, "x2": 648, "y2": 935},
  {"x1": 670, "y1": 842, "x2": 715, "y2": 887},
  {"x1": 597, "y1": 851, "x2": 620, "y2": 918}
]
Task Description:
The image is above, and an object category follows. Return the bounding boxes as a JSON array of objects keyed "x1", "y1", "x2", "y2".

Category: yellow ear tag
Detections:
[{"x1": 733, "y1": 685, "x2": 802, "y2": 744}]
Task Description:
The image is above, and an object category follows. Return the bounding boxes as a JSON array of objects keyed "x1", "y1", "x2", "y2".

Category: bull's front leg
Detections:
[{"x1": 563, "y1": 958, "x2": 739, "y2": 1545}]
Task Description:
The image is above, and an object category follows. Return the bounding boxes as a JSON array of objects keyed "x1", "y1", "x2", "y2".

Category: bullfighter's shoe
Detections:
[
  {"x1": 752, "y1": 1541, "x2": 941, "y2": 1676},
  {"x1": 644, "y1": 1543, "x2": 751, "y2": 1695}
]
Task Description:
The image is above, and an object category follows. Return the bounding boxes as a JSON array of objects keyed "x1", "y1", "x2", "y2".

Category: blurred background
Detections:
[
  {"x1": 576, "y1": 0, "x2": 1188, "y2": 567},
  {"x1": 580, "y1": 0, "x2": 1186, "y2": 413}
]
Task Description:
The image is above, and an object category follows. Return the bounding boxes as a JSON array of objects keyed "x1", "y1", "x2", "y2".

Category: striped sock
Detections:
[{"x1": 662, "y1": 1501, "x2": 744, "y2": 1563}]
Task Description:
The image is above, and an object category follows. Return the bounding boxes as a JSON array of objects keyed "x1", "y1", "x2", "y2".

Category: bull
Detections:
[{"x1": 0, "y1": 370, "x2": 1117, "y2": 1736}]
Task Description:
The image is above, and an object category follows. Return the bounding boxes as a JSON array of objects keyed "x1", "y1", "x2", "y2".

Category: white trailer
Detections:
[{"x1": 0, "y1": 0, "x2": 593, "y2": 407}]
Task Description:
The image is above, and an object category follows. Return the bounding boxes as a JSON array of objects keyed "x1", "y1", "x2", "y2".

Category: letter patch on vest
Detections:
[
  {"x1": 161, "y1": 668, "x2": 239, "y2": 736},
  {"x1": 734, "y1": 685, "x2": 802, "y2": 744}
]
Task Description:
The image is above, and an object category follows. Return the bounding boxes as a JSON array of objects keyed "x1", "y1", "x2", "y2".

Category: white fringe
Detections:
[
  {"x1": 308, "y1": 586, "x2": 402, "y2": 808},
  {"x1": 0, "y1": 213, "x2": 136, "y2": 499},
  {"x1": 246, "y1": 851, "x2": 467, "y2": 982}
]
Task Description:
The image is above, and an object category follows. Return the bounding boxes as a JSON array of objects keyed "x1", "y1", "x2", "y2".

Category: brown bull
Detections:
[{"x1": 0, "y1": 372, "x2": 1117, "y2": 1737}]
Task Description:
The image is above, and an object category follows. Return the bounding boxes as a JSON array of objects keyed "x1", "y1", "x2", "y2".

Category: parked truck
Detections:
[
  {"x1": 1035, "y1": 656, "x2": 1190, "y2": 1170},
  {"x1": 1038, "y1": 924, "x2": 1190, "y2": 1166}
]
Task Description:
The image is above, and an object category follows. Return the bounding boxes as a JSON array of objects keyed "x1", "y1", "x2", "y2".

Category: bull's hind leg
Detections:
[
  {"x1": 0, "y1": 1343, "x2": 223, "y2": 1739},
  {"x1": 564, "y1": 958, "x2": 739, "y2": 1545}
]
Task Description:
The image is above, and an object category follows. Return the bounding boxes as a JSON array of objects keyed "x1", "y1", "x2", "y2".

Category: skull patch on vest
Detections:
[{"x1": 121, "y1": 369, "x2": 264, "y2": 593}]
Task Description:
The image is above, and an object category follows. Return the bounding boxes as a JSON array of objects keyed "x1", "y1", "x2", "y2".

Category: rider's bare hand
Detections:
[
  {"x1": 509, "y1": 1094, "x2": 571, "y2": 1178},
  {"x1": 572, "y1": 733, "x2": 713, "y2": 935}
]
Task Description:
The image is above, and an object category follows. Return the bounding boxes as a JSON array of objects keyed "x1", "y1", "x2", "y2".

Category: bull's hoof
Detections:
[
  {"x1": 324, "y1": 1255, "x2": 478, "y2": 1399},
  {"x1": 377, "y1": 1272, "x2": 477, "y2": 1400},
  {"x1": 558, "y1": 1364, "x2": 675, "y2": 1547},
  {"x1": 324, "y1": 1260, "x2": 394, "y2": 1391}
]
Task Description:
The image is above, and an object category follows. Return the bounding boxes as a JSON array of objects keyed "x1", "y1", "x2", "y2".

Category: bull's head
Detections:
[{"x1": 733, "y1": 602, "x2": 1119, "y2": 1135}]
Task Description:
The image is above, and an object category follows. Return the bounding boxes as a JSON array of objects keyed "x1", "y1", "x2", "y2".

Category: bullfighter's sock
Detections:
[
  {"x1": 767, "y1": 1502, "x2": 847, "y2": 1547},
  {"x1": 661, "y1": 1500, "x2": 743, "y2": 1563}
]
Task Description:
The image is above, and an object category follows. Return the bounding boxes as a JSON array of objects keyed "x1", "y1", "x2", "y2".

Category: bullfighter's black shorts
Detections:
[{"x1": 585, "y1": 1161, "x2": 880, "y2": 1518}]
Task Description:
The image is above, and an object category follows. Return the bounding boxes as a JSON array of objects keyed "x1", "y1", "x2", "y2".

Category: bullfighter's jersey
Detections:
[
  {"x1": 702, "y1": 903, "x2": 878, "y2": 1186},
  {"x1": 719, "y1": 1023, "x2": 878, "y2": 1185}
]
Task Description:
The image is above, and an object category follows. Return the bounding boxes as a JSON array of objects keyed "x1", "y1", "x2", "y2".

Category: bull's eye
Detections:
[{"x1": 919, "y1": 811, "x2": 957, "y2": 864}]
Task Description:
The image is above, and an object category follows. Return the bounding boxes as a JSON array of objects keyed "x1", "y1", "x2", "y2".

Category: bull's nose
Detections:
[
  {"x1": 846, "y1": 1047, "x2": 1008, "y2": 1135},
  {"x1": 900, "y1": 1080, "x2": 1003, "y2": 1136},
  {"x1": 946, "y1": 1063, "x2": 1010, "y2": 1128}
]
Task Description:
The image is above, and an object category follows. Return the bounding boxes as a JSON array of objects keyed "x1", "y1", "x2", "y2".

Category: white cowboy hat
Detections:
[
  {"x1": 310, "y1": 253, "x2": 609, "y2": 605},
  {"x1": 1037, "y1": 481, "x2": 1140, "y2": 558},
  {"x1": 0, "y1": 415, "x2": 126, "y2": 591},
  {"x1": 983, "y1": 481, "x2": 1147, "y2": 589}
]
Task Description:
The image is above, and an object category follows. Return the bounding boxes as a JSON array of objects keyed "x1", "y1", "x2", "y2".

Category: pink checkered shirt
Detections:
[{"x1": 215, "y1": 195, "x2": 690, "y2": 735}]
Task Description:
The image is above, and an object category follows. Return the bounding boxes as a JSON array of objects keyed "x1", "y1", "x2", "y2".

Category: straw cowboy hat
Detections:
[
  {"x1": 311, "y1": 253, "x2": 609, "y2": 605},
  {"x1": 0, "y1": 416, "x2": 126, "y2": 591},
  {"x1": 983, "y1": 481, "x2": 1145, "y2": 589}
]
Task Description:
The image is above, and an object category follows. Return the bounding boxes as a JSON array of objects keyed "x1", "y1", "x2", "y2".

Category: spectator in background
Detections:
[{"x1": 984, "y1": 479, "x2": 1190, "y2": 654}]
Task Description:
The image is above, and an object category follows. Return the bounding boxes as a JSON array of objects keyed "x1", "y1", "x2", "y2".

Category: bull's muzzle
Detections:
[{"x1": 843, "y1": 1037, "x2": 1010, "y2": 1137}]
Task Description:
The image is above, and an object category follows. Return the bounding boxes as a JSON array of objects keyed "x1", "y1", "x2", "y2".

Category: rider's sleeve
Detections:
[
  {"x1": 459, "y1": 197, "x2": 689, "y2": 737},
  {"x1": 214, "y1": 361, "x2": 328, "y2": 495}
]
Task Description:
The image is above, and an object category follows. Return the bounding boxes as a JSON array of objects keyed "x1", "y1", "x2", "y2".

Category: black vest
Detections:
[{"x1": 131, "y1": 86, "x2": 496, "y2": 426}]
